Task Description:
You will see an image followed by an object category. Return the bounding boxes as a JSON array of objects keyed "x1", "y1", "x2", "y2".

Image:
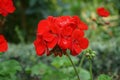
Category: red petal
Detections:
[
  {"x1": 47, "y1": 37, "x2": 57, "y2": 48},
  {"x1": 43, "y1": 32, "x2": 55, "y2": 42},
  {"x1": 58, "y1": 38, "x2": 72, "y2": 49},
  {"x1": 71, "y1": 50, "x2": 79, "y2": 56},
  {"x1": 56, "y1": 16, "x2": 71, "y2": 27},
  {"x1": 72, "y1": 43, "x2": 82, "y2": 55},
  {"x1": 78, "y1": 21, "x2": 88, "y2": 30},
  {"x1": 0, "y1": 35, "x2": 8, "y2": 52},
  {"x1": 79, "y1": 38, "x2": 89, "y2": 49},
  {"x1": 72, "y1": 29, "x2": 84, "y2": 40},
  {"x1": 49, "y1": 24, "x2": 60, "y2": 34},
  {"x1": 48, "y1": 16, "x2": 60, "y2": 34},
  {"x1": 34, "y1": 38, "x2": 46, "y2": 56},
  {"x1": 72, "y1": 16, "x2": 81, "y2": 24},
  {"x1": 0, "y1": 9, "x2": 8, "y2": 17},
  {"x1": 62, "y1": 26, "x2": 73, "y2": 36},
  {"x1": 37, "y1": 20, "x2": 50, "y2": 35}
]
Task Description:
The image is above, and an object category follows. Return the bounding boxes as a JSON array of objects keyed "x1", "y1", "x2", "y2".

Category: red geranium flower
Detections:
[
  {"x1": 97, "y1": 7, "x2": 110, "y2": 17},
  {"x1": 0, "y1": 0, "x2": 15, "y2": 17},
  {"x1": 34, "y1": 16, "x2": 89, "y2": 56},
  {"x1": 0, "y1": 35, "x2": 8, "y2": 52}
]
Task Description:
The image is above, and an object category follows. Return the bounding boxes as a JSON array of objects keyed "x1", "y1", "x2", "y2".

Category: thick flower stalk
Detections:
[
  {"x1": 0, "y1": 0, "x2": 15, "y2": 17},
  {"x1": 0, "y1": 35, "x2": 8, "y2": 52},
  {"x1": 34, "y1": 16, "x2": 89, "y2": 56}
]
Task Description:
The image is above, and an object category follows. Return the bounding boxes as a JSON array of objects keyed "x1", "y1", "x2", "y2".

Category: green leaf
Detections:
[
  {"x1": 51, "y1": 56, "x2": 78, "y2": 68},
  {"x1": 0, "y1": 60, "x2": 22, "y2": 75},
  {"x1": 31, "y1": 62, "x2": 51, "y2": 76},
  {"x1": 0, "y1": 60, "x2": 21, "y2": 80},
  {"x1": 98, "y1": 74, "x2": 112, "y2": 80},
  {"x1": 42, "y1": 70, "x2": 68, "y2": 80},
  {"x1": 78, "y1": 68, "x2": 90, "y2": 80}
]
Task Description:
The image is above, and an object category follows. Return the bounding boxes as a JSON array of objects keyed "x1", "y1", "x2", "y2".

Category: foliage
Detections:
[
  {"x1": 1, "y1": 45, "x2": 91, "y2": 80},
  {"x1": 0, "y1": 60, "x2": 22, "y2": 80},
  {"x1": 97, "y1": 74, "x2": 112, "y2": 80},
  {"x1": 51, "y1": 55, "x2": 79, "y2": 68},
  {"x1": 1, "y1": 37, "x2": 120, "y2": 79}
]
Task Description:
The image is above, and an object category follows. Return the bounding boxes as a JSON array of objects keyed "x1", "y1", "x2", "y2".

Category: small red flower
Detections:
[
  {"x1": 0, "y1": 0, "x2": 15, "y2": 17},
  {"x1": 97, "y1": 7, "x2": 110, "y2": 17},
  {"x1": 34, "y1": 16, "x2": 89, "y2": 56},
  {"x1": 0, "y1": 35, "x2": 8, "y2": 52}
]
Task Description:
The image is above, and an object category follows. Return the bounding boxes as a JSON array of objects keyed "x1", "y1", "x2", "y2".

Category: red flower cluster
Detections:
[
  {"x1": 34, "y1": 16, "x2": 89, "y2": 56},
  {"x1": 0, "y1": 0, "x2": 15, "y2": 17},
  {"x1": 0, "y1": 35, "x2": 8, "y2": 52},
  {"x1": 97, "y1": 7, "x2": 110, "y2": 17}
]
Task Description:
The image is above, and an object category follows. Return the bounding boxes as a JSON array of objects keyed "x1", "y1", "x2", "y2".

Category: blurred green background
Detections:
[{"x1": 0, "y1": 0, "x2": 120, "y2": 80}]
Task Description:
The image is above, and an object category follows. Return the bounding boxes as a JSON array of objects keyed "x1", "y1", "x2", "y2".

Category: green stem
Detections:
[
  {"x1": 66, "y1": 53, "x2": 80, "y2": 80},
  {"x1": 89, "y1": 60, "x2": 93, "y2": 80},
  {"x1": 79, "y1": 55, "x2": 85, "y2": 68}
]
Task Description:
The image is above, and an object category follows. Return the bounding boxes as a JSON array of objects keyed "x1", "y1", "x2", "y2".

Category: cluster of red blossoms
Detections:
[
  {"x1": 97, "y1": 7, "x2": 110, "y2": 17},
  {"x1": 0, "y1": 0, "x2": 15, "y2": 52},
  {"x1": 0, "y1": 0, "x2": 15, "y2": 17},
  {"x1": 34, "y1": 16, "x2": 89, "y2": 56},
  {"x1": 0, "y1": 35, "x2": 8, "y2": 52}
]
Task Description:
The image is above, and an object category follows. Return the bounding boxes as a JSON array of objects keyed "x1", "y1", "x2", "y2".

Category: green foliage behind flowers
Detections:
[
  {"x1": 51, "y1": 56, "x2": 79, "y2": 68},
  {"x1": 1, "y1": 39, "x2": 120, "y2": 80},
  {"x1": 0, "y1": 60, "x2": 22, "y2": 80},
  {"x1": 98, "y1": 74, "x2": 112, "y2": 80},
  {"x1": 1, "y1": 43, "x2": 91, "y2": 80}
]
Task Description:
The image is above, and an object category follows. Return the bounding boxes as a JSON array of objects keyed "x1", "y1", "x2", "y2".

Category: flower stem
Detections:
[
  {"x1": 79, "y1": 54, "x2": 85, "y2": 68},
  {"x1": 66, "y1": 53, "x2": 80, "y2": 80},
  {"x1": 89, "y1": 60, "x2": 93, "y2": 80}
]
